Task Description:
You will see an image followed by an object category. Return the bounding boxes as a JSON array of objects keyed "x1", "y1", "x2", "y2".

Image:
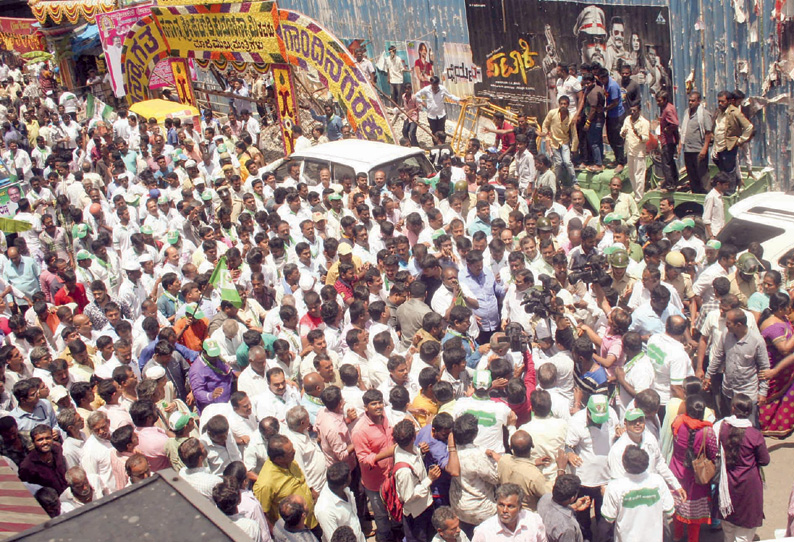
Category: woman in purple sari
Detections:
[{"x1": 758, "y1": 292, "x2": 794, "y2": 436}]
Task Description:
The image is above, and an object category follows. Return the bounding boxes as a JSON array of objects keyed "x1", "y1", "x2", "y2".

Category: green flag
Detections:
[
  {"x1": 208, "y1": 254, "x2": 242, "y2": 308},
  {"x1": 85, "y1": 93, "x2": 113, "y2": 121}
]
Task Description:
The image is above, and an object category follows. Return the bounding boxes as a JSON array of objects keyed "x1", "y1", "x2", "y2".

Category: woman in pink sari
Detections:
[{"x1": 758, "y1": 291, "x2": 794, "y2": 437}]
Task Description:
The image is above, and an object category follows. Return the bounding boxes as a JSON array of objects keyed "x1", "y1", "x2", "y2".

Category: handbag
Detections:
[{"x1": 692, "y1": 428, "x2": 717, "y2": 485}]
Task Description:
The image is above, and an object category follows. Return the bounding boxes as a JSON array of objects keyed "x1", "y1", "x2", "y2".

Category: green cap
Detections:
[
  {"x1": 682, "y1": 218, "x2": 696, "y2": 229},
  {"x1": 624, "y1": 408, "x2": 646, "y2": 422},
  {"x1": 140, "y1": 225, "x2": 154, "y2": 235},
  {"x1": 217, "y1": 144, "x2": 227, "y2": 154},
  {"x1": 185, "y1": 303, "x2": 205, "y2": 320},
  {"x1": 706, "y1": 240, "x2": 722, "y2": 250},
  {"x1": 431, "y1": 229, "x2": 445, "y2": 240},
  {"x1": 603, "y1": 212, "x2": 623, "y2": 224},
  {"x1": 166, "y1": 231, "x2": 180, "y2": 245},
  {"x1": 587, "y1": 395, "x2": 610, "y2": 424},
  {"x1": 328, "y1": 193, "x2": 342, "y2": 201},
  {"x1": 201, "y1": 191, "x2": 213, "y2": 201},
  {"x1": 203, "y1": 339, "x2": 221, "y2": 357},
  {"x1": 76, "y1": 250, "x2": 92, "y2": 261},
  {"x1": 663, "y1": 220, "x2": 685, "y2": 233},
  {"x1": 123, "y1": 192, "x2": 140, "y2": 205},
  {"x1": 75, "y1": 224, "x2": 88, "y2": 238},
  {"x1": 168, "y1": 411, "x2": 197, "y2": 431},
  {"x1": 473, "y1": 370, "x2": 492, "y2": 390}
]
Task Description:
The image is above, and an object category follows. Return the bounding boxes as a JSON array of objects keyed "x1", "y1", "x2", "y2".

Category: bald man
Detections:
[
  {"x1": 3, "y1": 246, "x2": 41, "y2": 310},
  {"x1": 300, "y1": 372, "x2": 326, "y2": 425},
  {"x1": 647, "y1": 315, "x2": 694, "y2": 417},
  {"x1": 496, "y1": 430, "x2": 549, "y2": 510},
  {"x1": 238, "y1": 346, "x2": 268, "y2": 398}
]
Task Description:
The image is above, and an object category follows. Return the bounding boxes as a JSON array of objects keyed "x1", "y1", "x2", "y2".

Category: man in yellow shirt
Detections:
[
  {"x1": 410, "y1": 367, "x2": 440, "y2": 427},
  {"x1": 253, "y1": 434, "x2": 318, "y2": 530},
  {"x1": 540, "y1": 95, "x2": 578, "y2": 186}
]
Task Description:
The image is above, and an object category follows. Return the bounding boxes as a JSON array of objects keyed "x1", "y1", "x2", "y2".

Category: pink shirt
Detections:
[
  {"x1": 135, "y1": 426, "x2": 170, "y2": 472},
  {"x1": 600, "y1": 333, "x2": 624, "y2": 379},
  {"x1": 316, "y1": 407, "x2": 356, "y2": 469},
  {"x1": 109, "y1": 450, "x2": 132, "y2": 491},
  {"x1": 351, "y1": 414, "x2": 394, "y2": 491}
]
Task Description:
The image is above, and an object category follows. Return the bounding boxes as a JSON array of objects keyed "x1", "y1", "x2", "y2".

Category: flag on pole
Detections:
[
  {"x1": 85, "y1": 93, "x2": 113, "y2": 122},
  {"x1": 208, "y1": 255, "x2": 242, "y2": 308}
]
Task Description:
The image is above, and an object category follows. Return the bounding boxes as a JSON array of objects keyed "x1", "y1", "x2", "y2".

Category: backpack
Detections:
[{"x1": 380, "y1": 462, "x2": 414, "y2": 523}]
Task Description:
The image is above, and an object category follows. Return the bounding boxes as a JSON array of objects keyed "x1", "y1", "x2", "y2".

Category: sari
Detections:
[{"x1": 760, "y1": 319, "x2": 794, "y2": 436}]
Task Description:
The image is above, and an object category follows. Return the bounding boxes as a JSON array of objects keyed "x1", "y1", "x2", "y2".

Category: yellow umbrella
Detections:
[{"x1": 129, "y1": 99, "x2": 200, "y2": 128}]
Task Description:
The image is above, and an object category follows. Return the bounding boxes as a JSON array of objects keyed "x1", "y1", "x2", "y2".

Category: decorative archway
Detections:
[{"x1": 120, "y1": 1, "x2": 395, "y2": 146}]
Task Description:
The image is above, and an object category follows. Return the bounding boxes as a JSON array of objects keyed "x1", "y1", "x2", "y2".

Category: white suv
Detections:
[
  {"x1": 721, "y1": 192, "x2": 794, "y2": 270},
  {"x1": 266, "y1": 140, "x2": 436, "y2": 184}
]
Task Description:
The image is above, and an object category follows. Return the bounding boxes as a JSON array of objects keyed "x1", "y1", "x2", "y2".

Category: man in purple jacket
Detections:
[{"x1": 188, "y1": 339, "x2": 234, "y2": 412}]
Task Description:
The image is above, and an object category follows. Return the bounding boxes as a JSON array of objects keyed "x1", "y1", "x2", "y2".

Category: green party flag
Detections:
[
  {"x1": 85, "y1": 93, "x2": 113, "y2": 121},
  {"x1": 208, "y1": 254, "x2": 242, "y2": 308}
]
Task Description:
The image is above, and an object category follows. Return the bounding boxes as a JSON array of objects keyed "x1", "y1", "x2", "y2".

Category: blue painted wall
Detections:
[{"x1": 278, "y1": 0, "x2": 792, "y2": 186}]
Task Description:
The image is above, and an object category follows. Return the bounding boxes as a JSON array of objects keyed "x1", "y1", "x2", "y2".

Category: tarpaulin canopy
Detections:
[
  {"x1": 70, "y1": 23, "x2": 100, "y2": 57},
  {"x1": 129, "y1": 99, "x2": 200, "y2": 128}
]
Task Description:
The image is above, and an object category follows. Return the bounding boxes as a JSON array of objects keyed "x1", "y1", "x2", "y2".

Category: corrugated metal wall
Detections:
[{"x1": 277, "y1": 0, "x2": 792, "y2": 187}]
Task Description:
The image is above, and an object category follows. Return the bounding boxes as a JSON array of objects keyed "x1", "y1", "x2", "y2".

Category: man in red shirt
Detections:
[
  {"x1": 351, "y1": 389, "x2": 399, "y2": 542},
  {"x1": 484, "y1": 112, "x2": 516, "y2": 159},
  {"x1": 656, "y1": 90, "x2": 680, "y2": 192},
  {"x1": 53, "y1": 270, "x2": 89, "y2": 313}
]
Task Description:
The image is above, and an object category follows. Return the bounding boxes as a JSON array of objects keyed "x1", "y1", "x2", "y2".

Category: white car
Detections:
[
  {"x1": 265, "y1": 140, "x2": 435, "y2": 184},
  {"x1": 721, "y1": 192, "x2": 794, "y2": 270}
]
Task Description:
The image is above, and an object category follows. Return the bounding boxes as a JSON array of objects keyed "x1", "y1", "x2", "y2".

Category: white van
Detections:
[
  {"x1": 266, "y1": 140, "x2": 436, "y2": 185},
  {"x1": 720, "y1": 192, "x2": 794, "y2": 270}
]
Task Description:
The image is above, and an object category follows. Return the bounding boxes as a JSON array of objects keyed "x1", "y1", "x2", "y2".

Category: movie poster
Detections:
[
  {"x1": 406, "y1": 40, "x2": 434, "y2": 90},
  {"x1": 465, "y1": 0, "x2": 672, "y2": 116}
]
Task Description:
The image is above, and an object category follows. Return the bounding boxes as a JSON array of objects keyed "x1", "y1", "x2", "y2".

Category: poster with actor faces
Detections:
[{"x1": 464, "y1": 0, "x2": 672, "y2": 116}]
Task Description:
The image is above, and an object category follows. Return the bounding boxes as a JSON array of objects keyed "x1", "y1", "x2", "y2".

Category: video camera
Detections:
[
  {"x1": 520, "y1": 276, "x2": 559, "y2": 319},
  {"x1": 568, "y1": 253, "x2": 610, "y2": 285}
]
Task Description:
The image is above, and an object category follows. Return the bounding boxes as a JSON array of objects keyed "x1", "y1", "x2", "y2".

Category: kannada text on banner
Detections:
[
  {"x1": 152, "y1": 1, "x2": 284, "y2": 61},
  {"x1": 0, "y1": 17, "x2": 44, "y2": 54}
]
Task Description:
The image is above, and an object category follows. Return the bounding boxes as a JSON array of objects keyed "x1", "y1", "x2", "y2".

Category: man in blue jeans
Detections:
[
  {"x1": 597, "y1": 67, "x2": 626, "y2": 173},
  {"x1": 582, "y1": 73, "x2": 605, "y2": 172}
]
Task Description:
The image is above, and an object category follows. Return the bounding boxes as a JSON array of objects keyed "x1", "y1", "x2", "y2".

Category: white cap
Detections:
[
  {"x1": 50, "y1": 385, "x2": 70, "y2": 403},
  {"x1": 145, "y1": 365, "x2": 166, "y2": 380},
  {"x1": 122, "y1": 260, "x2": 142, "y2": 272},
  {"x1": 139, "y1": 253, "x2": 154, "y2": 263}
]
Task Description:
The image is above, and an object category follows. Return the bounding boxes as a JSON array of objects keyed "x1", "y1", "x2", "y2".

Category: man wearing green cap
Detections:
[
  {"x1": 188, "y1": 339, "x2": 234, "y2": 412},
  {"x1": 564, "y1": 393, "x2": 619, "y2": 541},
  {"x1": 607, "y1": 407, "x2": 685, "y2": 501}
]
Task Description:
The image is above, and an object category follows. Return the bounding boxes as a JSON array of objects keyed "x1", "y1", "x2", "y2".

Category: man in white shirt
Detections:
[
  {"x1": 692, "y1": 243, "x2": 737, "y2": 305},
  {"x1": 453, "y1": 371, "x2": 515, "y2": 453},
  {"x1": 414, "y1": 76, "x2": 461, "y2": 137},
  {"x1": 518, "y1": 390, "x2": 567, "y2": 484},
  {"x1": 237, "y1": 346, "x2": 270, "y2": 398},
  {"x1": 645, "y1": 316, "x2": 693, "y2": 412},
  {"x1": 252, "y1": 367, "x2": 301, "y2": 425},
  {"x1": 564, "y1": 394, "x2": 618, "y2": 542},
  {"x1": 283, "y1": 405, "x2": 327, "y2": 493},
  {"x1": 606, "y1": 408, "x2": 684, "y2": 500},
  {"x1": 703, "y1": 173, "x2": 731, "y2": 240},
  {"x1": 393, "y1": 418, "x2": 440, "y2": 542},
  {"x1": 602, "y1": 444, "x2": 675, "y2": 542},
  {"x1": 80, "y1": 411, "x2": 114, "y2": 493},
  {"x1": 315, "y1": 462, "x2": 367, "y2": 542}
]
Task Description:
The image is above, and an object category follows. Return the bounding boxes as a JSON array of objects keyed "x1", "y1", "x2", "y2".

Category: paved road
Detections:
[{"x1": 698, "y1": 434, "x2": 793, "y2": 542}]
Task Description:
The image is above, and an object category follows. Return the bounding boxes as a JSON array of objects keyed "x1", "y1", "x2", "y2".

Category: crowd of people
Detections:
[{"x1": 0, "y1": 49, "x2": 783, "y2": 542}]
